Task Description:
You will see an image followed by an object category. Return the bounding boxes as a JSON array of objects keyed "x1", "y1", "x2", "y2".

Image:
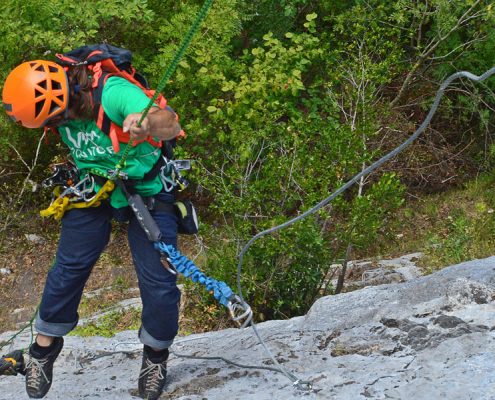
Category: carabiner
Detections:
[{"x1": 227, "y1": 296, "x2": 253, "y2": 328}]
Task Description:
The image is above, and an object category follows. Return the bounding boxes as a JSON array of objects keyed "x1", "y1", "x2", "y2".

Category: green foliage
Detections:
[
  {"x1": 203, "y1": 217, "x2": 331, "y2": 320},
  {"x1": 381, "y1": 173, "x2": 495, "y2": 273},
  {"x1": 426, "y1": 213, "x2": 472, "y2": 267},
  {"x1": 71, "y1": 308, "x2": 141, "y2": 338},
  {"x1": 422, "y1": 173, "x2": 495, "y2": 271},
  {"x1": 343, "y1": 174, "x2": 405, "y2": 249},
  {"x1": 0, "y1": 0, "x2": 154, "y2": 69},
  {"x1": 112, "y1": 276, "x2": 130, "y2": 292}
]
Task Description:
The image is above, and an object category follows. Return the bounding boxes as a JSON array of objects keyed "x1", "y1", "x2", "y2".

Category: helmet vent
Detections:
[
  {"x1": 35, "y1": 89, "x2": 43, "y2": 98},
  {"x1": 34, "y1": 64, "x2": 45, "y2": 72},
  {"x1": 38, "y1": 80, "x2": 47, "y2": 90},
  {"x1": 52, "y1": 81, "x2": 62, "y2": 90},
  {"x1": 48, "y1": 65, "x2": 59, "y2": 73},
  {"x1": 49, "y1": 101, "x2": 60, "y2": 116},
  {"x1": 35, "y1": 100, "x2": 45, "y2": 118}
]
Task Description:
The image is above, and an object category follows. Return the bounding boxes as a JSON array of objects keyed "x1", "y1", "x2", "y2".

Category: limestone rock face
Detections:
[{"x1": 1, "y1": 256, "x2": 494, "y2": 400}]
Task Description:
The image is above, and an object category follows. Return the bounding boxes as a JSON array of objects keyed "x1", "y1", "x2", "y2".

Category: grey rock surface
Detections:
[
  {"x1": 331, "y1": 252, "x2": 423, "y2": 291},
  {"x1": 1, "y1": 256, "x2": 494, "y2": 400},
  {"x1": 24, "y1": 234, "x2": 45, "y2": 245}
]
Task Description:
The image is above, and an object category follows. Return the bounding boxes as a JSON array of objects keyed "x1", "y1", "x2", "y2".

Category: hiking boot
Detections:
[
  {"x1": 25, "y1": 337, "x2": 64, "y2": 399},
  {"x1": 138, "y1": 347, "x2": 169, "y2": 400}
]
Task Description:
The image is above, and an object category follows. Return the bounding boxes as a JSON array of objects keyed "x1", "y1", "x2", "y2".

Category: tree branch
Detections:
[{"x1": 390, "y1": 0, "x2": 483, "y2": 107}]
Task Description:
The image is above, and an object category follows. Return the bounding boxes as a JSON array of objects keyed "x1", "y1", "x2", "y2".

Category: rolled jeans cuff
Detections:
[
  {"x1": 139, "y1": 325, "x2": 174, "y2": 350},
  {"x1": 35, "y1": 313, "x2": 78, "y2": 337}
]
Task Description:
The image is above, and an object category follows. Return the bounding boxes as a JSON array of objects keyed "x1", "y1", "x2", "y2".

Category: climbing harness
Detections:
[
  {"x1": 40, "y1": 175, "x2": 115, "y2": 220},
  {"x1": 39, "y1": 155, "x2": 191, "y2": 220}
]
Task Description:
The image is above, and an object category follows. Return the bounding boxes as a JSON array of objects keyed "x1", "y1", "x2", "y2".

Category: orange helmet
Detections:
[{"x1": 2, "y1": 60, "x2": 69, "y2": 128}]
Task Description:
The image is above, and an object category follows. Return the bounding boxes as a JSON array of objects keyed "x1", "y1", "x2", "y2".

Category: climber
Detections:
[{"x1": 2, "y1": 55, "x2": 182, "y2": 400}]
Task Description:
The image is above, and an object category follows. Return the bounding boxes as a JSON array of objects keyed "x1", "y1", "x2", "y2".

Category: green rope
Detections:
[
  {"x1": 0, "y1": 305, "x2": 39, "y2": 353},
  {"x1": 115, "y1": 0, "x2": 215, "y2": 172},
  {"x1": 87, "y1": 168, "x2": 111, "y2": 180}
]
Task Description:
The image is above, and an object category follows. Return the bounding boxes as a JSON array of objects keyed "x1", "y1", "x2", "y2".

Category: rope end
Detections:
[{"x1": 293, "y1": 379, "x2": 313, "y2": 392}]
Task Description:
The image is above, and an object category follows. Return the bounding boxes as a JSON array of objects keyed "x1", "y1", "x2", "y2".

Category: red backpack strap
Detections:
[
  {"x1": 88, "y1": 62, "x2": 104, "y2": 89},
  {"x1": 43, "y1": 126, "x2": 59, "y2": 145},
  {"x1": 109, "y1": 126, "x2": 121, "y2": 154},
  {"x1": 55, "y1": 53, "x2": 80, "y2": 64}
]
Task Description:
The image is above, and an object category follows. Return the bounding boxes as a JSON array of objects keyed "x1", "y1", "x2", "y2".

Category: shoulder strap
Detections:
[
  {"x1": 91, "y1": 72, "x2": 113, "y2": 136},
  {"x1": 91, "y1": 73, "x2": 165, "y2": 154}
]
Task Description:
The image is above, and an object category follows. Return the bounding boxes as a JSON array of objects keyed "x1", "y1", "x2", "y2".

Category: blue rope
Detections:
[{"x1": 154, "y1": 241, "x2": 235, "y2": 307}]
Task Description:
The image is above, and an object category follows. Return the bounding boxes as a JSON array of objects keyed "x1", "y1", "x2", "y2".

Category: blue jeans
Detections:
[{"x1": 35, "y1": 192, "x2": 180, "y2": 349}]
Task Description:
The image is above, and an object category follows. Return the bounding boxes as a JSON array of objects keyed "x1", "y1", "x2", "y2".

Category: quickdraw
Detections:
[
  {"x1": 155, "y1": 242, "x2": 252, "y2": 327},
  {"x1": 39, "y1": 157, "x2": 192, "y2": 220}
]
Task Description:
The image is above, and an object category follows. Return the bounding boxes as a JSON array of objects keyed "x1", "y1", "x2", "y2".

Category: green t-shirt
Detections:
[{"x1": 58, "y1": 77, "x2": 162, "y2": 208}]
